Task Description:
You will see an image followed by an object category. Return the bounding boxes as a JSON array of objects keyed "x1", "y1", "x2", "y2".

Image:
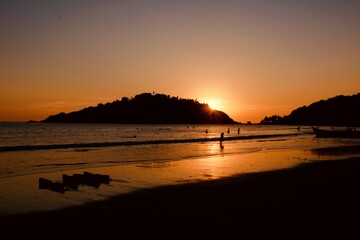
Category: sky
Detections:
[{"x1": 1, "y1": 0, "x2": 359, "y2": 123}]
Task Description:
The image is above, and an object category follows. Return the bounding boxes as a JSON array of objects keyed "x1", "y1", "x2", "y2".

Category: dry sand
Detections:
[{"x1": 1, "y1": 156, "x2": 360, "y2": 239}]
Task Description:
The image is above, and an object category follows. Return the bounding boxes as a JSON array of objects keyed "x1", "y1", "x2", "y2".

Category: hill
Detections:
[
  {"x1": 260, "y1": 93, "x2": 360, "y2": 126},
  {"x1": 41, "y1": 93, "x2": 238, "y2": 124}
]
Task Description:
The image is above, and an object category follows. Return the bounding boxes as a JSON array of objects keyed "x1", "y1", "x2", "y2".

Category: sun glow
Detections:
[{"x1": 204, "y1": 98, "x2": 223, "y2": 110}]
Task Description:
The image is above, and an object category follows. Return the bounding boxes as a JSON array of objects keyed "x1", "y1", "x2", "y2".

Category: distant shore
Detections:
[{"x1": 1, "y1": 155, "x2": 360, "y2": 238}]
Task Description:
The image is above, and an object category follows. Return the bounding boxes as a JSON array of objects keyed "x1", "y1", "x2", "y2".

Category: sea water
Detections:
[
  {"x1": 2, "y1": 122, "x2": 360, "y2": 216},
  {"x1": 1, "y1": 122, "x2": 359, "y2": 179}
]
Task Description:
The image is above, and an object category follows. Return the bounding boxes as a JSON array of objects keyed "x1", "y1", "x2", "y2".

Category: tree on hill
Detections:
[
  {"x1": 41, "y1": 93, "x2": 238, "y2": 124},
  {"x1": 260, "y1": 93, "x2": 360, "y2": 126}
]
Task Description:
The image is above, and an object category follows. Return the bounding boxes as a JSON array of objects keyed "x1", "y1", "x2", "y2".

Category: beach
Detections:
[
  {"x1": 1, "y1": 124, "x2": 360, "y2": 238},
  {"x1": 2, "y1": 1, "x2": 360, "y2": 238},
  {"x1": 1, "y1": 152, "x2": 360, "y2": 238}
]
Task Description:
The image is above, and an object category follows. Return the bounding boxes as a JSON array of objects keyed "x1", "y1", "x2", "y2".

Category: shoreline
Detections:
[
  {"x1": 1, "y1": 153, "x2": 360, "y2": 237},
  {"x1": 0, "y1": 148, "x2": 322, "y2": 216}
]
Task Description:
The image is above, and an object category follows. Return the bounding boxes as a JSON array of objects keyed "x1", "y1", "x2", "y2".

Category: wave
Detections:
[
  {"x1": 0, "y1": 133, "x2": 300, "y2": 152},
  {"x1": 34, "y1": 162, "x2": 88, "y2": 167}
]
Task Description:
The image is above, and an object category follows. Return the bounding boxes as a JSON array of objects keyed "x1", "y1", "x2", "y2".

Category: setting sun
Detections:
[
  {"x1": 0, "y1": 1, "x2": 359, "y2": 124},
  {"x1": 204, "y1": 98, "x2": 223, "y2": 111},
  {"x1": 0, "y1": 2, "x2": 359, "y2": 235}
]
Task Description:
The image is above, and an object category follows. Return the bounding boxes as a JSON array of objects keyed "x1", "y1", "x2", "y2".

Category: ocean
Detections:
[
  {"x1": 1, "y1": 122, "x2": 360, "y2": 215},
  {"x1": 1, "y1": 122, "x2": 358, "y2": 179}
]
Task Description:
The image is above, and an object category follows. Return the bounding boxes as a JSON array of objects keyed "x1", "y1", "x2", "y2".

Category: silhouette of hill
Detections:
[
  {"x1": 260, "y1": 93, "x2": 360, "y2": 126},
  {"x1": 41, "y1": 93, "x2": 238, "y2": 124}
]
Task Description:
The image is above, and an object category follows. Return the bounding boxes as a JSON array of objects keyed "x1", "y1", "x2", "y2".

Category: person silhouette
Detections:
[
  {"x1": 237, "y1": 128, "x2": 240, "y2": 134},
  {"x1": 220, "y1": 132, "x2": 225, "y2": 149},
  {"x1": 227, "y1": 128, "x2": 230, "y2": 134},
  {"x1": 205, "y1": 129, "x2": 208, "y2": 134}
]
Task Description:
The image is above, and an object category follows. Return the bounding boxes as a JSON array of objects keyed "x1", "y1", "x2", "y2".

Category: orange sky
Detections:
[{"x1": 1, "y1": 0, "x2": 359, "y2": 123}]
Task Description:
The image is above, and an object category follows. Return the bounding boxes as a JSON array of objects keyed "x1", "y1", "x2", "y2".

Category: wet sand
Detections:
[
  {"x1": 1, "y1": 156, "x2": 360, "y2": 239},
  {"x1": 0, "y1": 149, "x2": 315, "y2": 216}
]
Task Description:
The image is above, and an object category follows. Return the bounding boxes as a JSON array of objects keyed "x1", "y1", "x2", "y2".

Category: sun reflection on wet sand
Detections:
[{"x1": 0, "y1": 147, "x2": 337, "y2": 216}]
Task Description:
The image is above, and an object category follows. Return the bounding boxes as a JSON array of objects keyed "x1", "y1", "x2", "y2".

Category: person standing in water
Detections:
[{"x1": 220, "y1": 132, "x2": 224, "y2": 149}]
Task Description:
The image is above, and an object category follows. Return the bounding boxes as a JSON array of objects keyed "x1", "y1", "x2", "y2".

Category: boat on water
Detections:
[{"x1": 312, "y1": 127, "x2": 360, "y2": 138}]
